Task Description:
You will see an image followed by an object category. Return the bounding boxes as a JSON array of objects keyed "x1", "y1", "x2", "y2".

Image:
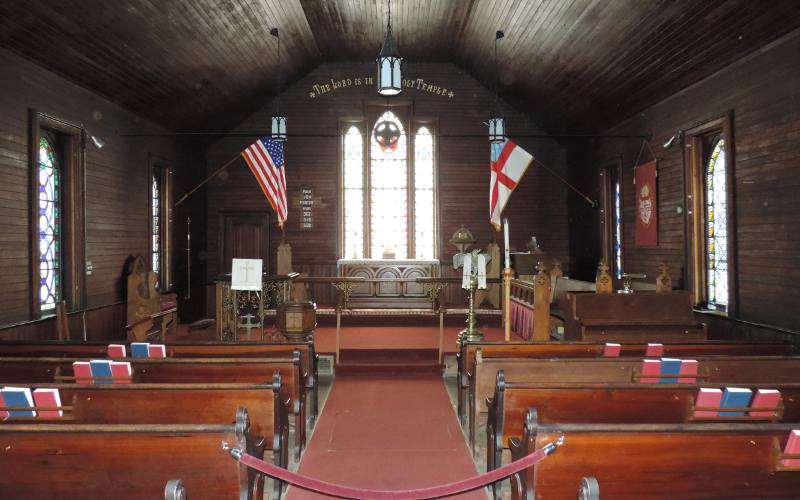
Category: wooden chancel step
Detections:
[{"x1": 335, "y1": 348, "x2": 443, "y2": 376}]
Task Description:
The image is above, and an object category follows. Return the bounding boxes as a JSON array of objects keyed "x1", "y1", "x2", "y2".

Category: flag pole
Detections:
[
  {"x1": 533, "y1": 158, "x2": 597, "y2": 207},
  {"x1": 175, "y1": 154, "x2": 242, "y2": 207}
]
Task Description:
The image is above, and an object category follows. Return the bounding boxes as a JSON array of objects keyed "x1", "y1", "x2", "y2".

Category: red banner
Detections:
[{"x1": 634, "y1": 160, "x2": 658, "y2": 247}]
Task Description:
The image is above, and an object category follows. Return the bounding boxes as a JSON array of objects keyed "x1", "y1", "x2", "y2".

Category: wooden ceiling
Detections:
[{"x1": 1, "y1": 0, "x2": 799, "y2": 132}]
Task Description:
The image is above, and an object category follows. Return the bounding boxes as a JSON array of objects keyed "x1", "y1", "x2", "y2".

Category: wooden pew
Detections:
[
  {"x1": 0, "y1": 378, "x2": 289, "y2": 495},
  {"x1": 457, "y1": 340, "x2": 798, "y2": 426},
  {"x1": 469, "y1": 354, "x2": 800, "y2": 450},
  {"x1": 0, "y1": 339, "x2": 320, "y2": 429},
  {"x1": 0, "y1": 408, "x2": 265, "y2": 499},
  {"x1": 560, "y1": 290, "x2": 707, "y2": 341},
  {"x1": 0, "y1": 355, "x2": 308, "y2": 457},
  {"x1": 487, "y1": 372, "x2": 800, "y2": 497},
  {"x1": 509, "y1": 418, "x2": 800, "y2": 499}
]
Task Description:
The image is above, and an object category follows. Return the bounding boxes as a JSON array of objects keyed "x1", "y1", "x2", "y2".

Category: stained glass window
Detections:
[
  {"x1": 706, "y1": 138, "x2": 728, "y2": 310},
  {"x1": 613, "y1": 180, "x2": 623, "y2": 279},
  {"x1": 37, "y1": 136, "x2": 61, "y2": 312},
  {"x1": 369, "y1": 111, "x2": 408, "y2": 259},
  {"x1": 343, "y1": 126, "x2": 364, "y2": 259},
  {"x1": 341, "y1": 115, "x2": 437, "y2": 260},
  {"x1": 414, "y1": 126, "x2": 435, "y2": 260},
  {"x1": 151, "y1": 173, "x2": 161, "y2": 275}
]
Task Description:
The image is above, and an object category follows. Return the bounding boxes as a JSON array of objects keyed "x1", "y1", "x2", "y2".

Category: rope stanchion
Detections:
[{"x1": 223, "y1": 438, "x2": 562, "y2": 499}]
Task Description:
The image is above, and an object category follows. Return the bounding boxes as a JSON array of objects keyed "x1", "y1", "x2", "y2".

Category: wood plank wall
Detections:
[
  {"x1": 204, "y1": 62, "x2": 569, "y2": 307},
  {"x1": 570, "y1": 30, "x2": 800, "y2": 332},
  {"x1": 0, "y1": 48, "x2": 185, "y2": 332}
]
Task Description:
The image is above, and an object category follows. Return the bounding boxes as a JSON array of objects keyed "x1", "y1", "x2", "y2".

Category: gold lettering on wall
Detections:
[{"x1": 308, "y1": 76, "x2": 455, "y2": 99}]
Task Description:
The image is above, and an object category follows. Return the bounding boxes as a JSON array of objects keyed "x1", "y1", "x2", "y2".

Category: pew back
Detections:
[
  {"x1": 561, "y1": 291, "x2": 707, "y2": 341},
  {"x1": 486, "y1": 379, "x2": 800, "y2": 484},
  {"x1": 469, "y1": 355, "x2": 800, "y2": 448},
  {"x1": 514, "y1": 422, "x2": 800, "y2": 499},
  {"x1": 0, "y1": 340, "x2": 319, "y2": 424},
  {"x1": 457, "y1": 341, "x2": 798, "y2": 424},
  {"x1": 0, "y1": 409, "x2": 263, "y2": 500},
  {"x1": 0, "y1": 355, "x2": 308, "y2": 455},
  {"x1": 2, "y1": 381, "x2": 287, "y2": 456}
]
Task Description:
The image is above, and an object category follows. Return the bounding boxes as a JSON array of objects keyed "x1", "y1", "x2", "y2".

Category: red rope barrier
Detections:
[{"x1": 224, "y1": 440, "x2": 560, "y2": 499}]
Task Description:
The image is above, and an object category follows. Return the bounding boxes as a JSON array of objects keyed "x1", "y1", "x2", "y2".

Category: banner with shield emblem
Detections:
[{"x1": 634, "y1": 160, "x2": 658, "y2": 247}]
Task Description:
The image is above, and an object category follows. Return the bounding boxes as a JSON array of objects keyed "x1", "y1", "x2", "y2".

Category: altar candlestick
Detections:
[{"x1": 503, "y1": 218, "x2": 510, "y2": 269}]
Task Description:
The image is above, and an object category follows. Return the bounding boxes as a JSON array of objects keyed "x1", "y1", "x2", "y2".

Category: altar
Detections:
[{"x1": 337, "y1": 259, "x2": 440, "y2": 309}]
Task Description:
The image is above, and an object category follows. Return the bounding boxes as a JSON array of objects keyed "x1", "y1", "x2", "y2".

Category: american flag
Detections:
[
  {"x1": 489, "y1": 138, "x2": 533, "y2": 229},
  {"x1": 241, "y1": 137, "x2": 288, "y2": 227}
]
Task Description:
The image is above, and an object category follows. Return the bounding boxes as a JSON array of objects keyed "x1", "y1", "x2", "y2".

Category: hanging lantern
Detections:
[
  {"x1": 488, "y1": 113, "x2": 505, "y2": 144},
  {"x1": 488, "y1": 30, "x2": 506, "y2": 144},
  {"x1": 271, "y1": 115, "x2": 287, "y2": 142},
  {"x1": 373, "y1": 118, "x2": 401, "y2": 153},
  {"x1": 376, "y1": 0, "x2": 402, "y2": 96},
  {"x1": 271, "y1": 28, "x2": 287, "y2": 142}
]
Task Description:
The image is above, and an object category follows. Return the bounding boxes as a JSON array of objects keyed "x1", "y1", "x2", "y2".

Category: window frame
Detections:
[
  {"x1": 29, "y1": 110, "x2": 86, "y2": 317},
  {"x1": 148, "y1": 155, "x2": 173, "y2": 291},
  {"x1": 338, "y1": 109, "x2": 439, "y2": 261},
  {"x1": 684, "y1": 111, "x2": 736, "y2": 315}
]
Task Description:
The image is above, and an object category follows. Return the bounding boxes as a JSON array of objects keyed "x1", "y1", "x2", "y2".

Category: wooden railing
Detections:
[{"x1": 508, "y1": 266, "x2": 551, "y2": 342}]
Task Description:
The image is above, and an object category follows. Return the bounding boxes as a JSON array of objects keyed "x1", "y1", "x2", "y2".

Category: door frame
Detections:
[{"x1": 217, "y1": 210, "x2": 270, "y2": 275}]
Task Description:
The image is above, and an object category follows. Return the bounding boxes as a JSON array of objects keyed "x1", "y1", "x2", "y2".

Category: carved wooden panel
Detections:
[{"x1": 337, "y1": 260, "x2": 439, "y2": 308}]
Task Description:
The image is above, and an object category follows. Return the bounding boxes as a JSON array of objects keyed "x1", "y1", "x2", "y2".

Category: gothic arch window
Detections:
[
  {"x1": 340, "y1": 112, "x2": 437, "y2": 260},
  {"x1": 705, "y1": 137, "x2": 728, "y2": 310},
  {"x1": 686, "y1": 113, "x2": 735, "y2": 315},
  {"x1": 37, "y1": 134, "x2": 61, "y2": 312}
]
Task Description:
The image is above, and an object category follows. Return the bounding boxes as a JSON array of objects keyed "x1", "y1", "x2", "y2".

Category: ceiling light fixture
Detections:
[
  {"x1": 271, "y1": 28, "x2": 287, "y2": 142},
  {"x1": 376, "y1": 0, "x2": 402, "y2": 96},
  {"x1": 488, "y1": 30, "x2": 505, "y2": 143}
]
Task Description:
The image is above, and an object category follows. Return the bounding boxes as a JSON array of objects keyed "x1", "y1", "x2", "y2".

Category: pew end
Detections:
[{"x1": 164, "y1": 479, "x2": 186, "y2": 500}]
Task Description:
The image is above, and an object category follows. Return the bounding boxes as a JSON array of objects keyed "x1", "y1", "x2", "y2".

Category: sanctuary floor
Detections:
[{"x1": 284, "y1": 373, "x2": 488, "y2": 499}]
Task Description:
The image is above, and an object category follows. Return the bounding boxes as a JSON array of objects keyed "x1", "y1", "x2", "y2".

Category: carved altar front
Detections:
[{"x1": 336, "y1": 259, "x2": 440, "y2": 309}]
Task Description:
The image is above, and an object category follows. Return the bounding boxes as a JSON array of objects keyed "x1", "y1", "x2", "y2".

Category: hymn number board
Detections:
[{"x1": 299, "y1": 187, "x2": 313, "y2": 229}]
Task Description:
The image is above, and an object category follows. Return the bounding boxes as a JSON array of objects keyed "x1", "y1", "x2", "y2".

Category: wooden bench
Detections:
[
  {"x1": 509, "y1": 418, "x2": 800, "y2": 499},
  {"x1": 0, "y1": 408, "x2": 266, "y2": 499},
  {"x1": 0, "y1": 377, "x2": 289, "y2": 496},
  {"x1": 487, "y1": 373, "x2": 800, "y2": 498},
  {"x1": 0, "y1": 339, "x2": 319, "y2": 429},
  {"x1": 469, "y1": 354, "x2": 800, "y2": 450},
  {"x1": 0, "y1": 355, "x2": 308, "y2": 458},
  {"x1": 560, "y1": 290, "x2": 707, "y2": 341},
  {"x1": 457, "y1": 341, "x2": 798, "y2": 426}
]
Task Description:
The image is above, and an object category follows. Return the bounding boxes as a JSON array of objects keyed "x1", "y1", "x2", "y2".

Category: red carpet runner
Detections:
[{"x1": 285, "y1": 375, "x2": 487, "y2": 499}]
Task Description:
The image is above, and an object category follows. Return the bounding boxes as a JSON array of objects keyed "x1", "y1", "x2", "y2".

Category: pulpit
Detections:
[{"x1": 214, "y1": 274, "x2": 293, "y2": 340}]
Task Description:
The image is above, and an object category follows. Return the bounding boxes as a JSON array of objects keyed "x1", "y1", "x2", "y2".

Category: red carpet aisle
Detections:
[{"x1": 285, "y1": 376, "x2": 487, "y2": 499}]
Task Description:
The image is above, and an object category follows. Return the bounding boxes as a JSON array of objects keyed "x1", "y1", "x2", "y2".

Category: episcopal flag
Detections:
[
  {"x1": 241, "y1": 137, "x2": 288, "y2": 227},
  {"x1": 634, "y1": 160, "x2": 658, "y2": 247},
  {"x1": 489, "y1": 139, "x2": 533, "y2": 229}
]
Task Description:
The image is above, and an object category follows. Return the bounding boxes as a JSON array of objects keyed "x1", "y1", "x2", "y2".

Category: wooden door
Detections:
[{"x1": 219, "y1": 212, "x2": 269, "y2": 274}]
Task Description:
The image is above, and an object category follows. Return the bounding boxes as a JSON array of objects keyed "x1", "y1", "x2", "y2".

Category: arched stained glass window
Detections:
[
  {"x1": 706, "y1": 138, "x2": 728, "y2": 309},
  {"x1": 343, "y1": 125, "x2": 364, "y2": 259},
  {"x1": 151, "y1": 174, "x2": 161, "y2": 275},
  {"x1": 37, "y1": 135, "x2": 61, "y2": 312},
  {"x1": 414, "y1": 126, "x2": 435, "y2": 260},
  {"x1": 370, "y1": 111, "x2": 408, "y2": 259},
  {"x1": 341, "y1": 113, "x2": 437, "y2": 260}
]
